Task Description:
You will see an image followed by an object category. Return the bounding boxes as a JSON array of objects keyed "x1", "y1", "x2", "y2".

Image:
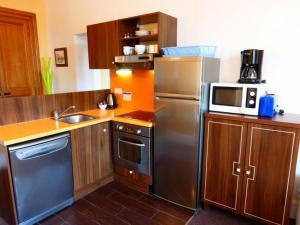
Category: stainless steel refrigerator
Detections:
[{"x1": 153, "y1": 56, "x2": 220, "y2": 210}]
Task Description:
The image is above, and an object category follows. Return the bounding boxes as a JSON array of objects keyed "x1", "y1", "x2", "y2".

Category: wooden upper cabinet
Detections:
[
  {"x1": 202, "y1": 118, "x2": 247, "y2": 212},
  {"x1": 71, "y1": 122, "x2": 113, "y2": 199},
  {"x1": 0, "y1": 7, "x2": 42, "y2": 97},
  {"x1": 87, "y1": 12, "x2": 177, "y2": 69},
  {"x1": 87, "y1": 20, "x2": 119, "y2": 69},
  {"x1": 241, "y1": 123, "x2": 298, "y2": 225}
]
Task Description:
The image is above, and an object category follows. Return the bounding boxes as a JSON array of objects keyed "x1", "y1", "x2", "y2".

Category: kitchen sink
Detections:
[{"x1": 56, "y1": 114, "x2": 97, "y2": 124}]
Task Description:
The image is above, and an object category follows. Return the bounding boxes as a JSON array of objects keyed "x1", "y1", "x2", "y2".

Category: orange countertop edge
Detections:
[{"x1": 0, "y1": 108, "x2": 153, "y2": 146}]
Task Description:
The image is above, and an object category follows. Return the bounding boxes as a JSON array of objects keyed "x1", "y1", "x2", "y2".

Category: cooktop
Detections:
[{"x1": 119, "y1": 110, "x2": 154, "y2": 122}]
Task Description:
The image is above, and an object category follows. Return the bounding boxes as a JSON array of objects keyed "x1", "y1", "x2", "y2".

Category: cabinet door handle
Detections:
[
  {"x1": 129, "y1": 170, "x2": 134, "y2": 174},
  {"x1": 103, "y1": 128, "x2": 107, "y2": 132},
  {"x1": 245, "y1": 166, "x2": 256, "y2": 180},
  {"x1": 232, "y1": 161, "x2": 241, "y2": 175}
]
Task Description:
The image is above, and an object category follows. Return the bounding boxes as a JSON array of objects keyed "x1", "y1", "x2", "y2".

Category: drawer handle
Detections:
[
  {"x1": 129, "y1": 170, "x2": 134, "y2": 174},
  {"x1": 246, "y1": 170, "x2": 251, "y2": 175},
  {"x1": 236, "y1": 168, "x2": 241, "y2": 173},
  {"x1": 103, "y1": 128, "x2": 107, "y2": 132}
]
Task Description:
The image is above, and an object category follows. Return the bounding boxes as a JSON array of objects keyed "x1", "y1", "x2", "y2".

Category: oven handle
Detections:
[{"x1": 119, "y1": 139, "x2": 146, "y2": 147}]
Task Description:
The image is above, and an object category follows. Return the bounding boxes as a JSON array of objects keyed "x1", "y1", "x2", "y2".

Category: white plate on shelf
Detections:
[{"x1": 135, "y1": 30, "x2": 150, "y2": 36}]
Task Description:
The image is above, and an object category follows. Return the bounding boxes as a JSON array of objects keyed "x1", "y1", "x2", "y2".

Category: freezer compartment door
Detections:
[
  {"x1": 154, "y1": 57, "x2": 202, "y2": 97},
  {"x1": 154, "y1": 96, "x2": 200, "y2": 209}
]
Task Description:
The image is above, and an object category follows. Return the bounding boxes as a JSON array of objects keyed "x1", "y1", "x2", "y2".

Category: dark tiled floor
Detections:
[
  {"x1": 1, "y1": 182, "x2": 292, "y2": 225},
  {"x1": 187, "y1": 207, "x2": 263, "y2": 225},
  {"x1": 38, "y1": 182, "x2": 193, "y2": 225}
]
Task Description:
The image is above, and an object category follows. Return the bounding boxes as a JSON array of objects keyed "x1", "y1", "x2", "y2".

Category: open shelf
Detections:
[{"x1": 121, "y1": 34, "x2": 158, "y2": 42}]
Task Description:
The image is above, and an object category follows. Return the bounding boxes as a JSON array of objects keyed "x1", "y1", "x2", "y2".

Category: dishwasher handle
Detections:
[{"x1": 15, "y1": 137, "x2": 69, "y2": 160}]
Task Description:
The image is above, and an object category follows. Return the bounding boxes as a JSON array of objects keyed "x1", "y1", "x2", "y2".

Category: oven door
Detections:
[{"x1": 113, "y1": 131, "x2": 151, "y2": 175}]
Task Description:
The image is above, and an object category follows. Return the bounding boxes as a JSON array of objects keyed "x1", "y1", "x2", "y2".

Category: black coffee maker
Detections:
[{"x1": 238, "y1": 49, "x2": 264, "y2": 83}]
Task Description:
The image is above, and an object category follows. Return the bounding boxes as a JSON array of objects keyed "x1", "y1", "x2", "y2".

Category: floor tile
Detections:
[
  {"x1": 71, "y1": 199, "x2": 128, "y2": 225},
  {"x1": 117, "y1": 208, "x2": 160, "y2": 225},
  {"x1": 152, "y1": 211, "x2": 186, "y2": 225},
  {"x1": 187, "y1": 207, "x2": 263, "y2": 225},
  {"x1": 94, "y1": 185, "x2": 115, "y2": 197},
  {"x1": 108, "y1": 191, "x2": 157, "y2": 218},
  {"x1": 38, "y1": 215, "x2": 65, "y2": 225},
  {"x1": 108, "y1": 181, "x2": 145, "y2": 199},
  {"x1": 84, "y1": 191, "x2": 123, "y2": 215},
  {"x1": 57, "y1": 207, "x2": 99, "y2": 225},
  {"x1": 138, "y1": 194, "x2": 193, "y2": 221}
]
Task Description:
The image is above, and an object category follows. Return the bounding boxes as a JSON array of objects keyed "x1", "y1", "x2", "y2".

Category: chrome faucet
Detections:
[{"x1": 53, "y1": 105, "x2": 76, "y2": 120}]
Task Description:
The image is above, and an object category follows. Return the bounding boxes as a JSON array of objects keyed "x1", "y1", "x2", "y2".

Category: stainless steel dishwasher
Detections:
[{"x1": 8, "y1": 133, "x2": 74, "y2": 225}]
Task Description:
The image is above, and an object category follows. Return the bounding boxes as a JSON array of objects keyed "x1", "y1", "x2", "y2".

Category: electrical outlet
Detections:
[
  {"x1": 114, "y1": 88, "x2": 122, "y2": 94},
  {"x1": 123, "y1": 92, "x2": 132, "y2": 101}
]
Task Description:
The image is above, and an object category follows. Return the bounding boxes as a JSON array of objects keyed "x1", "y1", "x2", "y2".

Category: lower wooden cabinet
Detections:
[
  {"x1": 202, "y1": 114, "x2": 300, "y2": 225},
  {"x1": 71, "y1": 122, "x2": 113, "y2": 199},
  {"x1": 202, "y1": 119, "x2": 247, "y2": 212}
]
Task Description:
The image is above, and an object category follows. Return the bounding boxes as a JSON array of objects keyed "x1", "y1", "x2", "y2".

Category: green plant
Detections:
[{"x1": 41, "y1": 57, "x2": 54, "y2": 94}]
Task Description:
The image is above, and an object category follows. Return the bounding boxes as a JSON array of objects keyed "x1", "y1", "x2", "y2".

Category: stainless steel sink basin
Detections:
[{"x1": 56, "y1": 114, "x2": 97, "y2": 124}]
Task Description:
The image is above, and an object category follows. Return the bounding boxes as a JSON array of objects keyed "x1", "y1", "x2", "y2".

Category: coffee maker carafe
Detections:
[{"x1": 238, "y1": 49, "x2": 264, "y2": 83}]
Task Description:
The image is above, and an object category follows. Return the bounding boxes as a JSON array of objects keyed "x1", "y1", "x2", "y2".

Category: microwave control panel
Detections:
[{"x1": 246, "y1": 88, "x2": 257, "y2": 108}]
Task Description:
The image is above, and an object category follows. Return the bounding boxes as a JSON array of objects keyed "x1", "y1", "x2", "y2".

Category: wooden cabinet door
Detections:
[
  {"x1": 71, "y1": 122, "x2": 113, "y2": 199},
  {"x1": 0, "y1": 8, "x2": 42, "y2": 97},
  {"x1": 202, "y1": 118, "x2": 247, "y2": 212},
  {"x1": 87, "y1": 21, "x2": 119, "y2": 69},
  {"x1": 241, "y1": 123, "x2": 299, "y2": 225}
]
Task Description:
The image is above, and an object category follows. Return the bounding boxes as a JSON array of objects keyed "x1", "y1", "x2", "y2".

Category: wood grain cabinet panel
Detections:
[
  {"x1": 241, "y1": 124, "x2": 298, "y2": 225},
  {"x1": 202, "y1": 114, "x2": 300, "y2": 225},
  {"x1": 202, "y1": 118, "x2": 247, "y2": 212},
  {"x1": 71, "y1": 122, "x2": 113, "y2": 199},
  {"x1": 87, "y1": 21, "x2": 119, "y2": 69}
]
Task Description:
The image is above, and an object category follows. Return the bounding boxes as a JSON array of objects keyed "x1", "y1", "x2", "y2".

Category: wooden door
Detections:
[
  {"x1": 241, "y1": 123, "x2": 299, "y2": 225},
  {"x1": 0, "y1": 7, "x2": 42, "y2": 96},
  {"x1": 87, "y1": 20, "x2": 119, "y2": 69},
  {"x1": 71, "y1": 122, "x2": 113, "y2": 199},
  {"x1": 202, "y1": 118, "x2": 247, "y2": 212}
]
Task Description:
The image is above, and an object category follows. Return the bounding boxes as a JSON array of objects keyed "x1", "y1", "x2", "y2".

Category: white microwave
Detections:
[{"x1": 209, "y1": 83, "x2": 266, "y2": 116}]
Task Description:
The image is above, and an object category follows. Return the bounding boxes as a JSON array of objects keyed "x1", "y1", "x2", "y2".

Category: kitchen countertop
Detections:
[{"x1": 0, "y1": 108, "x2": 153, "y2": 146}]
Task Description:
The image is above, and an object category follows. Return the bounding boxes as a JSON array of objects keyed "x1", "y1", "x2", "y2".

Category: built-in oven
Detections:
[{"x1": 113, "y1": 122, "x2": 152, "y2": 176}]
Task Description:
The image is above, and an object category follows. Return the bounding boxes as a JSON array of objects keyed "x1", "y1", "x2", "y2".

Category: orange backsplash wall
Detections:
[{"x1": 110, "y1": 69, "x2": 154, "y2": 112}]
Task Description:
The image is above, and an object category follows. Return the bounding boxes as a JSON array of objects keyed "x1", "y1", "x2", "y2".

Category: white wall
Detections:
[
  {"x1": 44, "y1": 0, "x2": 300, "y2": 217},
  {"x1": 45, "y1": 0, "x2": 300, "y2": 113},
  {"x1": 74, "y1": 33, "x2": 110, "y2": 92}
]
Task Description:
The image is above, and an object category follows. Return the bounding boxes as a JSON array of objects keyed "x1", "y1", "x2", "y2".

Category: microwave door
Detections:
[{"x1": 210, "y1": 86, "x2": 244, "y2": 114}]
